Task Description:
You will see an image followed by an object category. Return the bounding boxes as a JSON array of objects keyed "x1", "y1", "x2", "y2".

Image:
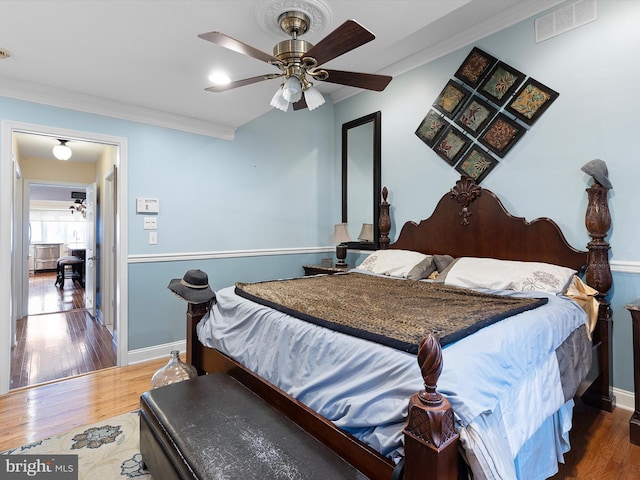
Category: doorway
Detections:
[
  {"x1": 28, "y1": 181, "x2": 90, "y2": 316},
  {"x1": 0, "y1": 121, "x2": 129, "y2": 394}
]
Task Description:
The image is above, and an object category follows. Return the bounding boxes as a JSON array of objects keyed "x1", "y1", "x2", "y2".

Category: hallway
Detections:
[{"x1": 10, "y1": 272, "x2": 116, "y2": 389}]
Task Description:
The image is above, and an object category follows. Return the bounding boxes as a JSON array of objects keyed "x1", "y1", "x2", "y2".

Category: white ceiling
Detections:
[{"x1": 0, "y1": 0, "x2": 564, "y2": 142}]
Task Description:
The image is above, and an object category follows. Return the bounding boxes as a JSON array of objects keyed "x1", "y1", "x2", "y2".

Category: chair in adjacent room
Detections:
[{"x1": 54, "y1": 256, "x2": 84, "y2": 289}]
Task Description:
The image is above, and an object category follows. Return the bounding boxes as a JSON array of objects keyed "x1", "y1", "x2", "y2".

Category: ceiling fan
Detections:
[{"x1": 198, "y1": 10, "x2": 392, "y2": 111}]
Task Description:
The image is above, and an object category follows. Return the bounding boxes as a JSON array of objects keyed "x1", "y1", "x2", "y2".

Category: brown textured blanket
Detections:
[{"x1": 235, "y1": 273, "x2": 547, "y2": 354}]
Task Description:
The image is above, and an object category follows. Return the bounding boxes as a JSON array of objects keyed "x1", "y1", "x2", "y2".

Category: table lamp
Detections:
[
  {"x1": 358, "y1": 223, "x2": 374, "y2": 243},
  {"x1": 333, "y1": 223, "x2": 351, "y2": 267}
]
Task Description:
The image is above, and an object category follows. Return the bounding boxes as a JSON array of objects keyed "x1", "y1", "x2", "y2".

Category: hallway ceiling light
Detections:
[{"x1": 53, "y1": 139, "x2": 72, "y2": 161}]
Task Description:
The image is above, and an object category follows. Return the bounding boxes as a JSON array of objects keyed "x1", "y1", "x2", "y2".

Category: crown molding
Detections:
[
  {"x1": 330, "y1": 0, "x2": 565, "y2": 105},
  {"x1": 0, "y1": 76, "x2": 236, "y2": 141}
]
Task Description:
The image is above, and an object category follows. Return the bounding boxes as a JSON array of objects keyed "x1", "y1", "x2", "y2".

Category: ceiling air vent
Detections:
[{"x1": 535, "y1": 0, "x2": 597, "y2": 43}]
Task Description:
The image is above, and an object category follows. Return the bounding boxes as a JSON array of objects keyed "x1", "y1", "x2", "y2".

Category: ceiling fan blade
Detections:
[
  {"x1": 205, "y1": 74, "x2": 282, "y2": 92},
  {"x1": 321, "y1": 70, "x2": 392, "y2": 92},
  {"x1": 198, "y1": 31, "x2": 281, "y2": 64},
  {"x1": 304, "y1": 20, "x2": 375, "y2": 67},
  {"x1": 292, "y1": 96, "x2": 308, "y2": 111}
]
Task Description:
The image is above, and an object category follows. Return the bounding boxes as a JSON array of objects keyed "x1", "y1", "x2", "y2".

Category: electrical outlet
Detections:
[{"x1": 149, "y1": 231, "x2": 158, "y2": 245}]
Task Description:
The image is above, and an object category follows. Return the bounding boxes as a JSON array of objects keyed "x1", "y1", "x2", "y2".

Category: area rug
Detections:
[{"x1": 1, "y1": 411, "x2": 151, "y2": 479}]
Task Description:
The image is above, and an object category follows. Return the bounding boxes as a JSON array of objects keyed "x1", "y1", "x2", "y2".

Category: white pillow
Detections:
[
  {"x1": 436, "y1": 257, "x2": 577, "y2": 294},
  {"x1": 357, "y1": 250, "x2": 428, "y2": 278}
]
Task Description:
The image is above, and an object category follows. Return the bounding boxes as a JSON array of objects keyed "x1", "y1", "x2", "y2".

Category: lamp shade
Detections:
[
  {"x1": 282, "y1": 76, "x2": 302, "y2": 103},
  {"x1": 270, "y1": 87, "x2": 289, "y2": 112},
  {"x1": 333, "y1": 223, "x2": 351, "y2": 244},
  {"x1": 357, "y1": 223, "x2": 374, "y2": 242},
  {"x1": 304, "y1": 86, "x2": 325, "y2": 111},
  {"x1": 53, "y1": 140, "x2": 72, "y2": 160}
]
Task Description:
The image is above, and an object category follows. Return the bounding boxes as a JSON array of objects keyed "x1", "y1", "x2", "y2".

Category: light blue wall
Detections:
[
  {"x1": 128, "y1": 104, "x2": 337, "y2": 254},
  {"x1": 334, "y1": 1, "x2": 640, "y2": 393}
]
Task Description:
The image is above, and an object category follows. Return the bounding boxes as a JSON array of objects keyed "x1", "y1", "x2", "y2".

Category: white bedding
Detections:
[{"x1": 196, "y1": 272, "x2": 591, "y2": 480}]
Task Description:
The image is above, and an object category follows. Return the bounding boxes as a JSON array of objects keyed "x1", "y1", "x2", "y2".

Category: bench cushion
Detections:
[{"x1": 140, "y1": 372, "x2": 367, "y2": 479}]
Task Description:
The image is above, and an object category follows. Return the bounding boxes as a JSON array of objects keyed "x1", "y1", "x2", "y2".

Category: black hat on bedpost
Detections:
[
  {"x1": 581, "y1": 159, "x2": 613, "y2": 190},
  {"x1": 168, "y1": 269, "x2": 216, "y2": 304}
]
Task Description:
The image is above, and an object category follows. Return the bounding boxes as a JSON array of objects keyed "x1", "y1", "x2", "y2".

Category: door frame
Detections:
[{"x1": 0, "y1": 120, "x2": 129, "y2": 394}]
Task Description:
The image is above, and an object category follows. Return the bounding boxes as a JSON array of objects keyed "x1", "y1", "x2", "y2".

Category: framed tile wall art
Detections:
[
  {"x1": 455, "y1": 145, "x2": 498, "y2": 184},
  {"x1": 479, "y1": 113, "x2": 525, "y2": 158},
  {"x1": 454, "y1": 47, "x2": 497, "y2": 89},
  {"x1": 432, "y1": 79, "x2": 470, "y2": 118},
  {"x1": 415, "y1": 46, "x2": 559, "y2": 183},
  {"x1": 478, "y1": 61, "x2": 526, "y2": 106},
  {"x1": 434, "y1": 126, "x2": 471, "y2": 165},
  {"x1": 454, "y1": 95, "x2": 497, "y2": 136},
  {"x1": 415, "y1": 109, "x2": 448, "y2": 147},
  {"x1": 505, "y1": 78, "x2": 559, "y2": 126}
]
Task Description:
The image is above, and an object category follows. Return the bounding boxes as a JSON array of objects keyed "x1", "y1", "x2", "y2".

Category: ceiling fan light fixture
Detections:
[
  {"x1": 282, "y1": 76, "x2": 302, "y2": 103},
  {"x1": 304, "y1": 85, "x2": 325, "y2": 111},
  {"x1": 53, "y1": 139, "x2": 72, "y2": 161},
  {"x1": 208, "y1": 71, "x2": 231, "y2": 85},
  {"x1": 270, "y1": 86, "x2": 289, "y2": 112}
]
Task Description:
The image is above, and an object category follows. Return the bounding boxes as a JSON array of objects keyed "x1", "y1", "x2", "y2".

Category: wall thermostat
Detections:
[{"x1": 136, "y1": 198, "x2": 159, "y2": 213}]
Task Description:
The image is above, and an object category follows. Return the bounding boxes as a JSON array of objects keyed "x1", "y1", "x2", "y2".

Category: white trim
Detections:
[
  {"x1": 0, "y1": 123, "x2": 13, "y2": 393},
  {"x1": 0, "y1": 78, "x2": 235, "y2": 141},
  {"x1": 128, "y1": 246, "x2": 334, "y2": 264},
  {"x1": 127, "y1": 340, "x2": 187, "y2": 365},
  {"x1": 331, "y1": 1, "x2": 565, "y2": 104},
  {"x1": 125, "y1": 250, "x2": 640, "y2": 272},
  {"x1": 611, "y1": 260, "x2": 640, "y2": 274},
  {"x1": 613, "y1": 387, "x2": 634, "y2": 412}
]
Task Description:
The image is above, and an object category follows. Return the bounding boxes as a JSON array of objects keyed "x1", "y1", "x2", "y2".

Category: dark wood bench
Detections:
[{"x1": 140, "y1": 372, "x2": 369, "y2": 479}]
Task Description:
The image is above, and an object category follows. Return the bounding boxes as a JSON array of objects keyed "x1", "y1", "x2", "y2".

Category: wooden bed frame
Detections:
[{"x1": 184, "y1": 176, "x2": 614, "y2": 479}]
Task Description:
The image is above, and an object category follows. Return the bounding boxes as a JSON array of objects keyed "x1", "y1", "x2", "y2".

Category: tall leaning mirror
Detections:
[{"x1": 342, "y1": 111, "x2": 381, "y2": 250}]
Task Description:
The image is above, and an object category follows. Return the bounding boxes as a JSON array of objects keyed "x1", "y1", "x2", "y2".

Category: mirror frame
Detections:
[{"x1": 341, "y1": 111, "x2": 381, "y2": 250}]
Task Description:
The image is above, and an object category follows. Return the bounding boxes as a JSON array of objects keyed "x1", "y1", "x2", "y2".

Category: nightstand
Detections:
[
  {"x1": 303, "y1": 264, "x2": 349, "y2": 276},
  {"x1": 626, "y1": 301, "x2": 640, "y2": 445}
]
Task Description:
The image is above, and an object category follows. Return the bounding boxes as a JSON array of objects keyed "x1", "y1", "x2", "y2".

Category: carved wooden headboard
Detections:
[{"x1": 380, "y1": 176, "x2": 587, "y2": 271}]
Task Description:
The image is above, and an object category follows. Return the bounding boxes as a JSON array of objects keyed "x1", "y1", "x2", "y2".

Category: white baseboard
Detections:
[
  {"x1": 127, "y1": 340, "x2": 187, "y2": 365},
  {"x1": 613, "y1": 387, "x2": 635, "y2": 412}
]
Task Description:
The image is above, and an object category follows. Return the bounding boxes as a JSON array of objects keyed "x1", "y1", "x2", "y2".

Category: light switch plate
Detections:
[
  {"x1": 143, "y1": 217, "x2": 157, "y2": 230},
  {"x1": 149, "y1": 231, "x2": 158, "y2": 245}
]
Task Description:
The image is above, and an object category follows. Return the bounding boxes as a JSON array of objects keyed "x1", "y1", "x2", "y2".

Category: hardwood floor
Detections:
[
  {"x1": 0, "y1": 357, "x2": 638, "y2": 477},
  {"x1": 0, "y1": 357, "x2": 166, "y2": 452},
  {"x1": 552, "y1": 400, "x2": 640, "y2": 479},
  {"x1": 10, "y1": 272, "x2": 116, "y2": 389}
]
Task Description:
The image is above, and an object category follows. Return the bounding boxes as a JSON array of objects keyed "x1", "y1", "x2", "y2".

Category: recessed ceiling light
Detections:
[
  {"x1": 0, "y1": 48, "x2": 11, "y2": 59},
  {"x1": 208, "y1": 72, "x2": 231, "y2": 85}
]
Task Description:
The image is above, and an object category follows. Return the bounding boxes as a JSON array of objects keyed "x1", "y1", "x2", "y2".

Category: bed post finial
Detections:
[
  {"x1": 379, "y1": 186, "x2": 391, "y2": 249},
  {"x1": 403, "y1": 335, "x2": 459, "y2": 480}
]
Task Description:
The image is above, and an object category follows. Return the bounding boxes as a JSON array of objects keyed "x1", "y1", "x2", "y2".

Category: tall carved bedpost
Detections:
[
  {"x1": 403, "y1": 335, "x2": 459, "y2": 480},
  {"x1": 379, "y1": 186, "x2": 391, "y2": 250},
  {"x1": 581, "y1": 159, "x2": 615, "y2": 412}
]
